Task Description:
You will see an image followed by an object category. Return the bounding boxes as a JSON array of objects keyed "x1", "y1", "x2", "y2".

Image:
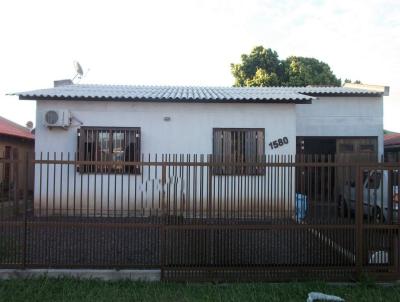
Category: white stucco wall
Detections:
[
  {"x1": 36, "y1": 101, "x2": 297, "y2": 155},
  {"x1": 296, "y1": 96, "x2": 384, "y2": 156},
  {"x1": 34, "y1": 101, "x2": 298, "y2": 217}
]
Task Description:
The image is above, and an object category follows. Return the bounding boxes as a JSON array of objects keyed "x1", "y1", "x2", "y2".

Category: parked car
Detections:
[{"x1": 342, "y1": 170, "x2": 399, "y2": 222}]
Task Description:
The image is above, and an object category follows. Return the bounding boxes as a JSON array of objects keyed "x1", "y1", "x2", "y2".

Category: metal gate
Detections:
[{"x1": 160, "y1": 160, "x2": 400, "y2": 282}]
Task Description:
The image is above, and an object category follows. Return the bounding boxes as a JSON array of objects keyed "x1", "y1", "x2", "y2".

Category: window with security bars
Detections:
[
  {"x1": 213, "y1": 128, "x2": 265, "y2": 175},
  {"x1": 77, "y1": 127, "x2": 141, "y2": 173}
]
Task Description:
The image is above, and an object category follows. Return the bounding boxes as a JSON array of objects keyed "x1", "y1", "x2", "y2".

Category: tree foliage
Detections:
[
  {"x1": 231, "y1": 46, "x2": 341, "y2": 87},
  {"x1": 344, "y1": 79, "x2": 362, "y2": 84}
]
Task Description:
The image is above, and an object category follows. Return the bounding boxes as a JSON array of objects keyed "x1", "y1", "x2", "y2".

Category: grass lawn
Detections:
[{"x1": 0, "y1": 278, "x2": 400, "y2": 302}]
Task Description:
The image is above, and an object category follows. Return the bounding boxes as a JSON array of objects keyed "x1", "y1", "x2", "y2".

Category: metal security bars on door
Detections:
[{"x1": 0, "y1": 153, "x2": 399, "y2": 282}]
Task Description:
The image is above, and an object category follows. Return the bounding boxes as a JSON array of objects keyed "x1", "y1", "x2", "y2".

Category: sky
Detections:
[{"x1": 0, "y1": 0, "x2": 399, "y2": 131}]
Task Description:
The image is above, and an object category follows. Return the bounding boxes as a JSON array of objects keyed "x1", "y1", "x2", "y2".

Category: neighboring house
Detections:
[
  {"x1": 384, "y1": 132, "x2": 400, "y2": 162},
  {"x1": 0, "y1": 116, "x2": 35, "y2": 199},
  {"x1": 11, "y1": 82, "x2": 388, "y2": 215}
]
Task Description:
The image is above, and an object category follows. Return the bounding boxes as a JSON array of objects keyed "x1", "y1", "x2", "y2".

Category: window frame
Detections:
[
  {"x1": 212, "y1": 128, "x2": 265, "y2": 176},
  {"x1": 77, "y1": 126, "x2": 141, "y2": 174}
]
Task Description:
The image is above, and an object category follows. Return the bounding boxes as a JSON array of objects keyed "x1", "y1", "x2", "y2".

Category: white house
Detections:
[{"x1": 12, "y1": 82, "x2": 388, "y2": 217}]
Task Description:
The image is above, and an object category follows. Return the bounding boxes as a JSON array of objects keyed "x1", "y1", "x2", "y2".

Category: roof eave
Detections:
[
  {"x1": 0, "y1": 132, "x2": 35, "y2": 141},
  {"x1": 18, "y1": 95, "x2": 313, "y2": 104},
  {"x1": 384, "y1": 144, "x2": 400, "y2": 150},
  {"x1": 305, "y1": 92, "x2": 383, "y2": 97}
]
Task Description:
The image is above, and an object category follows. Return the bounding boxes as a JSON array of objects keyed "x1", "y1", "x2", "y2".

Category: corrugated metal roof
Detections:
[
  {"x1": 287, "y1": 86, "x2": 383, "y2": 95},
  {"x1": 0, "y1": 116, "x2": 34, "y2": 140},
  {"x1": 12, "y1": 84, "x2": 382, "y2": 104},
  {"x1": 13, "y1": 84, "x2": 312, "y2": 103}
]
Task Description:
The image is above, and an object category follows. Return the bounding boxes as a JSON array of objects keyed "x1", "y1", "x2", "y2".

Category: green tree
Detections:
[
  {"x1": 284, "y1": 56, "x2": 341, "y2": 86},
  {"x1": 244, "y1": 68, "x2": 280, "y2": 87},
  {"x1": 231, "y1": 46, "x2": 341, "y2": 87},
  {"x1": 231, "y1": 46, "x2": 284, "y2": 86},
  {"x1": 344, "y1": 79, "x2": 362, "y2": 84}
]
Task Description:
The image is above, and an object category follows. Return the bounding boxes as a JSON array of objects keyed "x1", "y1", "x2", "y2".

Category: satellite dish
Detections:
[
  {"x1": 72, "y1": 60, "x2": 84, "y2": 82},
  {"x1": 74, "y1": 61, "x2": 83, "y2": 77},
  {"x1": 71, "y1": 60, "x2": 90, "y2": 83}
]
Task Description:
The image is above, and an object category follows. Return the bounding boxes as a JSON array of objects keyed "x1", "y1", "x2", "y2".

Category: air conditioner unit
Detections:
[{"x1": 43, "y1": 110, "x2": 71, "y2": 128}]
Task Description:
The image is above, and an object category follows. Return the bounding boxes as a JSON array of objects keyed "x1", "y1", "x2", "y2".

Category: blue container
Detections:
[{"x1": 295, "y1": 193, "x2": 308, "y2": 222}]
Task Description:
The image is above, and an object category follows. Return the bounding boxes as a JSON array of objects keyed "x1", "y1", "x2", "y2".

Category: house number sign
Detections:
[{"x1": 268, "y1": 137, "x2": 289, "y2": 149}]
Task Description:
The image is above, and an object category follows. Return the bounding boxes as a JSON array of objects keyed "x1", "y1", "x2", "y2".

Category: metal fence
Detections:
[{"x1": 0, "y1": 153, "x2": 399, "y2": 282}]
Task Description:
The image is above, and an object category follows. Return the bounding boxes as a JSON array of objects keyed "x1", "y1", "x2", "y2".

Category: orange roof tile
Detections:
[
  {"x1": 384, "y1": 133, "x2": 400, "y2": 147},
  {"x1": 0, "y1": 116, "x2": 34, "y2": 140}
]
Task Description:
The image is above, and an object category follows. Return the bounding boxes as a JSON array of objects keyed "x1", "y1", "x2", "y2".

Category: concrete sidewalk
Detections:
[{"x1": 0, "y1": 269, "x2": 161, "y2": 281}]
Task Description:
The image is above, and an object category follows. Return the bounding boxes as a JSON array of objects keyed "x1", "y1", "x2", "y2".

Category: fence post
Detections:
[
  {"x1": 388, "y1": 169, "x2": 393, "y2": 224},
  {"x1": 207, "y1": 154, "x2": 212, "y2": 218},
  {"x1": 161, "y1": 163, "x2": 166, "y2": 217},
  {"x1": 355, "y1": 164, "x2": 364, "y2": 279},
  {"x1": 160, "y1": 162, "x2": 166, "y2": 280},
  {"x1": 23, "y1": 152, "x2": 29, "y2": 269}
]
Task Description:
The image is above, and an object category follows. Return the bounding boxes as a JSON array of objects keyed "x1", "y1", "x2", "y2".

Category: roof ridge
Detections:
[{"x1": 12, "y1": 84, "x2": 381, "y2": 92}]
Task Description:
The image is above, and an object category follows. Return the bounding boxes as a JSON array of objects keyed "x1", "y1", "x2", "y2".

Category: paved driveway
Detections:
[{"x1": 0, "y1": 216, "x2": 355, "y2": 269}]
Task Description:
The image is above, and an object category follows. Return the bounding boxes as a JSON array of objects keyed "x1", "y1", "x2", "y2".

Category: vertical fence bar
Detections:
[
  {"x1": 161, "y1": 162, "x2": 166, "y2": 218},
  {"x1": 66, "y1": 153, "x2": 70, "y2": 215},
  {"x1": 45, "y1": 152, "x2": 49, "y2": 217},
  {"x1": 53, "y1": 152, "x2": 56, "y2": 216},
  {"x1": 207, "y1": 155, "x2": 212, "y2": 219},
  {"x1": 388, "y1": 169, "x2": 393, "y2": 224},
  {"x1": 160, "y1": 161, "x2": 167, "y2": 280},
  {"x1": 355, "y1": 164, "x2": 364, "y2": 279},
  {"x1": 73, "y1": 152, "x2": 77, "y2": 217},
  {"x1": 60, "y1": 153, "x2": 63, "y2": 215},
  {"x1": 23, "y1": 152, "x2": 29, "y2": 268}
]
